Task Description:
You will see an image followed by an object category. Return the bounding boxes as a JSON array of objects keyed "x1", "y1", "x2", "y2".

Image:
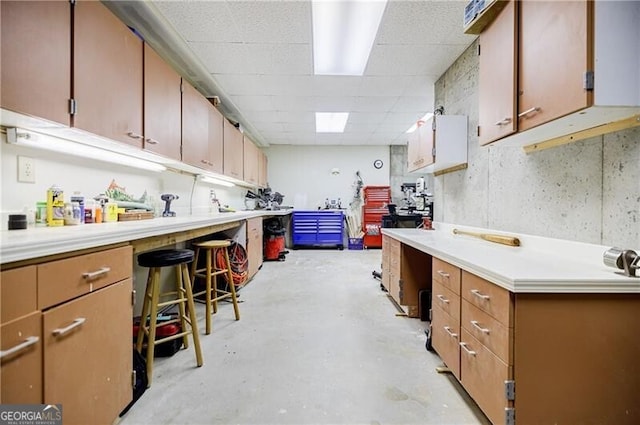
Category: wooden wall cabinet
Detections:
[
  {"x1": 407, "y1": 115, "x2": 467, "y2": 175},
  {"x1": 73, "y1": 0, "x2": 143, "y2": 147},
  {"x1": 1, "y1": 266, "x2": 42, "y2": 404},
  {"x1": 182, "y1": 81, "x2": 212, "y2": 171},
  {"x1": 479, "y1": 0, "x2": 640, "y2": 149},
  {"x1": 0, "y1": 1, "x2": 70, "y2": 126},
  {"x1": 143, "y1": 44, "x2": 182, "y2": 160},
  {"x1": 223, "y1": 120, "x2": 244, "y2": 180},
  {"x1": 258, "y1": 150, "x2": 268, "y2": 188},
  {"x1": 246, "y1": 217, "x2": 263, "y2": 280},
  {"x1": 243, "y1": 136, "x2": 260, "y2": 186},
  {"x1": 208, "y1": 102, "x2": 224, "y2": 174}
]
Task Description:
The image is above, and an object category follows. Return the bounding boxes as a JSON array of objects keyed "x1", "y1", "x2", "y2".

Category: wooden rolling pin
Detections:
[{"x1": 453, "y1": 228, "x2": 521, "y2": 247}]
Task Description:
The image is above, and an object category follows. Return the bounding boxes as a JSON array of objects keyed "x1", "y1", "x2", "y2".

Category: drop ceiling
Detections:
[{"x1": 106, "y1": 1, "x2": 476, "y2": 147}]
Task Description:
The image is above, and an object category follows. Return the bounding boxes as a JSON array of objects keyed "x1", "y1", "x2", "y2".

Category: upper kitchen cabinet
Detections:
[
  {"x1": 223, "y1": 120, "x2": 244, "y2": 180},
  {"x1": 478, "y1": 0, "x2": 517, "y2": 146},
  {"x1": 143, "y1": 44, "x2": 181, "y2": 161},
  {"x1": 408, "y1": 115, "x2": 467, "y2": 175},
  {"x1": 258, "y1": 150, "x2": 268, "y2": 188},
  {"x1": 243, "y1": 135, "x2": 259, "y2": 186},
  {"x1": 208, "y1": 101, "x2": 224, "y2": 175},
  {"x1": 73, "y1": 0, "x2": 143, "y2": 147},
  {"x1": 479, "y1": 0, "x2": 640, "y2": 150},
  {"x1": 182, "y1": 81, "x2": 212, "y2": 171},
  {"x1": 1, "y1": 1, "x2": 70, "y2": 126}
]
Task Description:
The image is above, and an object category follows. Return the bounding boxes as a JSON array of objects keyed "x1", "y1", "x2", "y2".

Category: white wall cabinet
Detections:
[{"x1": 407, "y1": 115, "x2": 467, "y2": 175}]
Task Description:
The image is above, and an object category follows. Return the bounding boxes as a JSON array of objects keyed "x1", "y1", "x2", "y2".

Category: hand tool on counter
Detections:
[
  {"x1": 452, "y1": 228, "x2": 521, "y2": 247},
  {"x1": 161, "y1": 194, "x2": 178, "y2": 217}
]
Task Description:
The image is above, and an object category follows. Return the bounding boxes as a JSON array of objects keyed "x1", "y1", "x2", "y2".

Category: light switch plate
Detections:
[{"x1": 18, "y1": 156, "x2": 36, "y2": 183}]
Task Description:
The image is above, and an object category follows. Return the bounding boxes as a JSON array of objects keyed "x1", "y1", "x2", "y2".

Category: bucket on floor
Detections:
[
  {"x1": 264, "y1": 234, "x2": 286, "y2": 261},
  {"x1": 348, "y1": 237, "x2": 364, "y2": 250}
]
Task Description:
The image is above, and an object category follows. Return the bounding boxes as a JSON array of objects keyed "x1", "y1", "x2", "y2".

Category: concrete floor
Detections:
[{"x1": 118, "y1": 249, "x2": 491, "y2": 425}]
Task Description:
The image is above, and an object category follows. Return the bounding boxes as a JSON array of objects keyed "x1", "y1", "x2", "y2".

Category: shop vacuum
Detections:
[{"x1": 263, "y1": 218, "x2": 288, "y2": 261}]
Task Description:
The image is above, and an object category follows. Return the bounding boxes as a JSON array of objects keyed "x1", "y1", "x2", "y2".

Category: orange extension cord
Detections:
[{"x1": 216, "y1": 241, "x2": 248, "y2": 288}]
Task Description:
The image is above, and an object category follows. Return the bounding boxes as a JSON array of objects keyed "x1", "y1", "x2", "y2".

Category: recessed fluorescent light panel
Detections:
[
  {"x1": 406, "y1": 112, "x2": 434, "y2": 133},
  {"x1": 312, "y1": 0, "x2": 388, "y2": 76},
  {"x1": 316, "y1": 112, "x2": 349, "y2": 133}
]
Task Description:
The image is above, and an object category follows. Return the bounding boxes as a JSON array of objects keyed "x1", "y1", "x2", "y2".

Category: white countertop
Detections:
[
  {"x1": 0, "y1": 209, "x2": 292, "y2": 265},
  {"x1": 382, "y1": 223, "x2": 640, "y2": 294}
]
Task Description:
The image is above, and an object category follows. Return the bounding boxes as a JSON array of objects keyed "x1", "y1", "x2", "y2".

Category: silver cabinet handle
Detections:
[
  {"x1": 460, "y1": 342, "x2": 477, "y2": 356},
  {"x1": 0, "y1": 336, "x2": 39, "y2": 360},
  {"x1": 145, "y1": 138, "x2": 159, "y2": 145},
  {"x1": 471, "y1": 289, "x2": 490, "y2": 300},
  {"x1": 82, "y1": 267, "x2": 110, "y2": 281},
  {"x1": 201, "y1": 159, "x2": 213, "y2": 166},
  {"x1": 437, "y1": 270, "x2": 450, "y2": 278},
  {"x1": 52, "y1": 318, "x2": 86, "y2": 337},
  {"x1": 518, "y1": 107, "x2": 540, "y2": 118},
  {"x1": 471, "y1": 320, "x2": 490, "y2": 334},
  {"x1": 444, "y1": 326, "x2": 458, "y2": 338},
  {"x1": 436, "y1": 294, "x2": 450, "y2": 304},
  {"x1": 127, "y1": 131, "x2": 143, "y2": 139},
  {"x1": 494, "y1": 117, "x2": 512, "y2": 126}
]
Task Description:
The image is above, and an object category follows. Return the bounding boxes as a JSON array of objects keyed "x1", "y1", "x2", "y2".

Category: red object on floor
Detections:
[{"x1": 264, "y1": 235, "x2": 285, "y2": 260}]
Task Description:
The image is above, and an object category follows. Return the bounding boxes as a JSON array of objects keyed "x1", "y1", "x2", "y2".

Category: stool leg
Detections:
[
  {"x1": 205, "y1": 248, "x2": 213, "y2": 334},
  {"x1": 211, "y1": 249, "x2": 218, "y2": 315},
  {"x1": 175, "y1": 265, "x2": 189, "y2": 350},
  {"x1": 190, "y1": 247, "x2": 200, "y2": 292},
  {"x1": 146, "y1": 267, "x2": 162, "y2": 387},
  {"x1": 182, "y1": 263, "x2": 203, "y2": 367},
  {"x1": 136, "y1": 269, "x2": 153, "y2": 354},
  {"x1": 223, "y1": 248, "x2": 241, "y2": 321}
]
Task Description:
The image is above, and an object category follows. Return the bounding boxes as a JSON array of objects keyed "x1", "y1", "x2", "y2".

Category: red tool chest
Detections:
[{"x1": 362, "y1": 186, "x2": 391, "y2": 248}]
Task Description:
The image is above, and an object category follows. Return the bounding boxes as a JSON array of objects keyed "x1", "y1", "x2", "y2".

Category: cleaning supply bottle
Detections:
[
  {"x1": 46, "y1": 184, "x2": 65, "y2": 227},
  {"x1": 70, "y1": 191, "x2": 85, "y2": 224}
]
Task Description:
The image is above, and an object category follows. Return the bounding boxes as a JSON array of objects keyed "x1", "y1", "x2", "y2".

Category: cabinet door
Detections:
[
  {"x1": 431, "y1": 306, "x2": 461, "y2": 379},
  {"x1": 258, "y1": 150, "x2": 268, "y2": 187},
  {"x1": 247, "y1": 217, "x2": 263, "y2": 279},
  {"x1": 182, "y1": 81, "x2": 211, "y2": 170},
  {"x1": 208, "y1": 102, "x2": 224, "y2": 174},
  {"x1": 408, "y1": 121, "x2": 435, "y2": 172},
  {"x1": 518, "y1": 0, "x2": 592, "y2": 131},
  {"x1": 223, "y1": 120, "x2": 244, "y2": 180},
  {"x1": 1, "y1": 266, "x2": 37, "y2": 324},
  {"x1": 243, "y1": 136, "x2": 259, "y2": 185},
  {"x1": 1, "y1": 311, "x2": 42, "y2": 404},
  {"x1": 0, "y1": 1, "x2": 70, "y2": 126},
  {"x1": 43, "y1": 280, "x2": 132, "y2": 425},
  {"x1": 478, "y1": 0, "x2": 517, "y2": 145},
  {"x1": 143, "y1": 44, "x2": 181, "y2": 160},
  {"x1": 73, "y1": 0, "x2": 143, "y2": 146}
]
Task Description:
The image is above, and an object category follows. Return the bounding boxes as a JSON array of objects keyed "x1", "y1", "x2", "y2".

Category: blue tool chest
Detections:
[{"x1": 292, "y1": 210, "x2": 344, "y2": 249}]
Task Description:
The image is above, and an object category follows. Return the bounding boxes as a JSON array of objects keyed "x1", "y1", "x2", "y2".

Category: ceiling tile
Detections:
[
  {"x1": 189, "y1": 42, "x2": 251, "y2": 74},
  {"x1": 359, "y1": 76, "x2": 412, "y2": 97},
  {"x1": 153, "y1": 1, "x2": 241, "y2": 43},
  {"x1": 271, "y1": 95, "x2": 316, "y2": 112},
  {"x1": 278, "y1": 111, "x2": 315, "y2": 123},
  {"x1": 314, "y1": 96, "x2": 356, "y2": 111},
  {"x1": 231, "y1": 95, "x2": 274, "y2": 112},
  {"x1": 348, "y1": 112, "x2": 389, "y2": 124},
  {"x1": 366, "y1": 44, "x2": 467, "y2": 77},
  {"x1": 392, "y1": 96, "x2": 433, "y2": 113},
  {"x1": 228, "y1": 1, "x2": 312, "y2": 44},
  {"x1": 352, "y1": 96, "x2": 399, "y2": 113},
  {"x1": 313, "y1": 76, "x2": 362, "y2": 96},
  {"x1": 244, "y1": 44, "x2": 312, "y2": 76}
]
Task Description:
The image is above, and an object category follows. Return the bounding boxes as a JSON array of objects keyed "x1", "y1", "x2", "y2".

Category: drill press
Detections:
[{"x1": 161, "y1": 194, "x2": 178, "y2": 217}]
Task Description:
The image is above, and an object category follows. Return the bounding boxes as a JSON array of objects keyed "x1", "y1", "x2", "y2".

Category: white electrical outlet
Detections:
[{"x1": 18, "y1": 156, "x2": 36, "y2": 183}]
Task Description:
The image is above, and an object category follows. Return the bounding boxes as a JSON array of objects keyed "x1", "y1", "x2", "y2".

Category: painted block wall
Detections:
[
  {"x1": 265, "y1": 145, "x2": 390, "y2": 210},
  {"x1": 434, "y1": 40, "x2": 640, "y2": 248}
]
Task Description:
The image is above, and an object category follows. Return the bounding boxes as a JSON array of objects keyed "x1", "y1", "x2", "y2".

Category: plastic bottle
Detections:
[
  {"x1": 64, "y1": 202, "x2": 82, "y2": 225},
  {"x1": 35, "y1": 201, "x2": 47, "y2": 226},
  {"x1": 46, "y1": 185, "x2": 65, "y2": 227},
  {"x1": 70, "y1": 191, "x2": 85, "y2": 224}
]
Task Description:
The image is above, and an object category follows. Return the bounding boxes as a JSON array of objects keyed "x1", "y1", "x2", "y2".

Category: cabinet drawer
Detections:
[
  {"x1": 432, "y1": 280, "x2": 460, "y2": 319},
  {"x1": 461, "y1": 299, "x2": 512, "y2": 363},
  {"x1": 43, "y1": 279, "x2": 132, "y2": 425},
  {"x1": 431, "y1": 305, "x2": 460, "y2": 379},
  {"x1": 461, "y1": 271, "x2": 512, "y2": 326},
  {"x1": 460, "y1": 328, "x2": 512, "y2": 425},
  {"x1": 0, "y1": 311, "x2": 42, "y2": 404},
  {"x1": 38, "y1": 245, "x2": 132, "y2": 309},
  {"x1": 432, "y1": 258, "x2": 461, "y2": 294},
  {"x1": 1, "y1": 265, "x2": 37, "y2": 323}
]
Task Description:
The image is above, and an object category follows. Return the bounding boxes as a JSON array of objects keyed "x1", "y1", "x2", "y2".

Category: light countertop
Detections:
[
  {"x1": 382, "y1": 223, "x2": 640, "y2": 294},
  {"x1": 0, "y1": 209, "x2": 292, "y2": 265}
]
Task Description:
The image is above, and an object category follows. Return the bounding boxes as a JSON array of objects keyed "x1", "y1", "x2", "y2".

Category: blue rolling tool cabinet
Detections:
[{"x1": 292, "y1": 210, "x2": 344, "y2": 250}]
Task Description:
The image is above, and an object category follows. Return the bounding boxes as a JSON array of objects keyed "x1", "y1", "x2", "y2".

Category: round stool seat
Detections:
[
  {"x1": 138, "y1": 249, "x2": 195, "y2": 268},
  {"x1": 193, "y1": 240, "x2": 231, "y2": 249}
]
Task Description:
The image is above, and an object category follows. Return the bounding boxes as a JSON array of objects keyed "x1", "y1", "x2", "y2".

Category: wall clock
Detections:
[{"x1": 373, "y1": 159, "x2": 383, "y2": 169}]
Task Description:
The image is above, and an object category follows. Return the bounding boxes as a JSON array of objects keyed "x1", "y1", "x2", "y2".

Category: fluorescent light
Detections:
[
  {"x1": 406, "y1": 112, "x2": 434, "y2": 133},
  {"x1": 5, "y1": 128, "x2": 166, "y2": 172},
  {"x1": 199, "y1": 175, "x2": 235, "y2": 187},
  {"x1": 316, "y1": 112, "x2": 349, "y2": 133},
  {"x1": 312, "y1": 0, "x2": 387, "y2": 75}
]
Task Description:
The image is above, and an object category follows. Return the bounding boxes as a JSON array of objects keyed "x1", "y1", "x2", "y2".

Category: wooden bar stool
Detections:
[
  {"x1": 190, "y1": 240, "x2": 240, "y2": 334},
  {"x1": 136, "y1": 249, "x2": 203, "y2": 387}
]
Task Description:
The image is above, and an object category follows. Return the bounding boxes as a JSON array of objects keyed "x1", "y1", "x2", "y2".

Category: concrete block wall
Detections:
[{"x1": 434, "y1": 40, "x2": 640, "y2": 248}]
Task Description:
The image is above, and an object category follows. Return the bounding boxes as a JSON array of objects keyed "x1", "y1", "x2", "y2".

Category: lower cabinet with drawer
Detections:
[
  {"x1": 431, "y1": 257, "x2": 640, "y2": 425},
  {"x1": 246, "y1": 217, "x2": 263, "y2": 280},
  {"x1": 1, "y1": 245, "x2": 133, "y2": 425}
]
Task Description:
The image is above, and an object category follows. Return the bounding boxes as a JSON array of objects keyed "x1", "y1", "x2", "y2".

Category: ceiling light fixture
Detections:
[
  {"x1": 406, "y1": 112, "x2": 434, "y2": 133},
  {"x1": 5, "y1": 127, "x2": 167, "y2": 172},
  {"x1": 198, "y1": 175, "x2": 235, "y2": 187},
  {"x1": 316, "y1": 112, "x2": 349, "y2": 133},
  {"x1": 312, "y1": 0, "x2": 388, "y2": 76}
]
